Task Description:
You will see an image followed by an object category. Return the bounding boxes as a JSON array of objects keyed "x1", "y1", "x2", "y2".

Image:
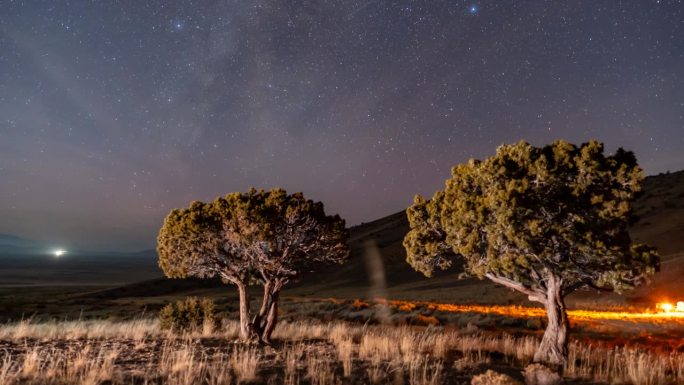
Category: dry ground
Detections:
[{"x1": 0, "y1": 318, "x2": 683, "y2": 385}]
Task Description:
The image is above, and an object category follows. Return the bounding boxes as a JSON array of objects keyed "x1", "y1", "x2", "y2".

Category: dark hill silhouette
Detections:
[{"x1": 79, "y1": 170, "x2": 684, "y2": 306}]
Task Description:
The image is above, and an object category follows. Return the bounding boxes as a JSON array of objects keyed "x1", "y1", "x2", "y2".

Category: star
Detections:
[{"x1": 0, "y1": 0, "x2": 680, "y2": 251}]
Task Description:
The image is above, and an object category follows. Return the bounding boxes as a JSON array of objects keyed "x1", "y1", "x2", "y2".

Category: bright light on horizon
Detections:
[{"x1": 53, "y1": 249, "x2": 66, "y2": 257}]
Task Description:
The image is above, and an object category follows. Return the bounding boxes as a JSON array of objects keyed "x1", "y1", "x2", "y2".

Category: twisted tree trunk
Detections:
[
  {"x1": 534, "y1": 274, "x2": 569, "y2": 367},
  {"x1": 236, "y1": 282, "x2": 258, "y2": 341},
  {"x1": 261, "y1": 289, "x2": 280, "y2": 344},
  {"x1": 253, "y1": 280, "x2": 273, "y2": 335}
]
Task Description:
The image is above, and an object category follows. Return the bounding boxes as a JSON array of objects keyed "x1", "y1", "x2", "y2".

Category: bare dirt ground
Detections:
[{"x1": 1, "y1": 316, "x2": 683, "y2": 385}]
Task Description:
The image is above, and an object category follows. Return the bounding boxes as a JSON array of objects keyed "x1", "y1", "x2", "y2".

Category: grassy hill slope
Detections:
[
  {"x1": 293, "y1": 170, "x2": 684, "y2": 304},
  {"x1": 76, "y1": 170, "x2": 684, "y2": 311}
]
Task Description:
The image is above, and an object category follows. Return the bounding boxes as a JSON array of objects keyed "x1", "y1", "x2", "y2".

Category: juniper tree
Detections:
[
  {"x1": 157, "y1": 197, "x2": 256, "y2": 339},
  {"x1": 404, "y1": 140, "x2": 658, "y2": 366},
  {"x1": 244, "y1": 189, "x2": 349, "y2": 343},
  {"x1": 157, "y1": 188, "x2": 349, "y2": 343}
]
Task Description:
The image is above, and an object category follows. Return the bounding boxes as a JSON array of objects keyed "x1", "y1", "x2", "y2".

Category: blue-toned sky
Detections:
[{"x1": 1, "y1": 1, "x2": 682, "y2": 251}]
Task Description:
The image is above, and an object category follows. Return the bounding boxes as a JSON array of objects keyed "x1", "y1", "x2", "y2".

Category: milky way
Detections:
[{"x1": 1, "y1": 1, "x2": 682, "y2": 250}]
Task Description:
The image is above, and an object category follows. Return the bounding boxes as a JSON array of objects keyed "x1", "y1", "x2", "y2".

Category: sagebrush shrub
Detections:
[
  {"x1": 159, "y1": 297, "x2": 217, "y2": 332},
  {"x1": 471, "y1": 370, "x2": 523, "y2": 385}
]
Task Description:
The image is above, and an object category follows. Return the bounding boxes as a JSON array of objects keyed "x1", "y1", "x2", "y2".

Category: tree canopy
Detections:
[
  {"x1": 157, "y1": 188, "x2": 349, "y2": 342},
  {"x1": 404, "y1": 140, "x2": 658, "y2": 365}
]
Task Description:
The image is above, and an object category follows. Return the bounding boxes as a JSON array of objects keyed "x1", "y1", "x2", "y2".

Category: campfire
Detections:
[{"x1": 657, "y1": 301, "x2": 684, "y2": 313}]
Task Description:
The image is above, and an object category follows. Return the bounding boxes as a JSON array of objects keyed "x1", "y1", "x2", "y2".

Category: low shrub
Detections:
[
  {"x1": 471, "y1": 370, "x2": 523, "y2": 385},
  {"x1": 158, "y1": 297, "x2": 217, "y2": 332},
  {"x1": 523, "y1": 364, "x2": 562, "y2": 385}
]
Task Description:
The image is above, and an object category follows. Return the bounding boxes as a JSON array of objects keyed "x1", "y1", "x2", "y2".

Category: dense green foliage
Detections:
[
  {"x1": 157, "y1": 188, "x2": 349, "y2": 285},
  {"x1": 159, "y1": 297, "x2": 217, "y2": 332},
  {"x1": 156, "y1": 188, "x2": 349, "y2": 341},
  {"x1": 405, "y1": 140, "x2": 658, "y2": 294},
  {"x1": 403, "y1": 140, "x2": 659, "y2": 365}
]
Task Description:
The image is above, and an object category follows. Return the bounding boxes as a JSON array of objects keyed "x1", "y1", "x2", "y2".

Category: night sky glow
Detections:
[{"x1": 1, "y1": 1, "x2": 683, "y2": 251}]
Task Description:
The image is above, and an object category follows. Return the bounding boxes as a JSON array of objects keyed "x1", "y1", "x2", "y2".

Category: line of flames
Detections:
[{"x1": 312, "y1": 298, "x2": 684, "y2": 324}]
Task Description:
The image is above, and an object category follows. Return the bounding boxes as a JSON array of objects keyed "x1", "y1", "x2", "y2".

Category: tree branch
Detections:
[
  {"x1": 485, "y1": 273, "x2": 546, "y2": 303},
  {"x1": 562, "y1": 280, "x2": 589, "y2": 296}
]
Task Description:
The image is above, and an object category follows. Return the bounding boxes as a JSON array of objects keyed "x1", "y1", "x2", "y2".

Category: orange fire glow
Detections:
[{"x1": 311, "y1": 297, "x2": 684, "y2": 324}]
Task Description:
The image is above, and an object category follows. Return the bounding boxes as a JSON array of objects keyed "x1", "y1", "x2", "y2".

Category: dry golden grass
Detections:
[
  {"x1": 230, "y1": 346, "x2": 261, "y2": 383},
  {"x1": 364, "y1": 356, "x2": 387, "y2": 385},
  {"x1": 282, "y1": 343, "x2": 302, "y2": 385},
  {"x1": 564, "y1": 342, "x2": 684, "y2": 385},
  {"x1": 334, "y1": 337, "x2": 354, "y2": 377},
  {"x1": 1, "y1": 342, "x2": 121, "y2": 385},
  {"x1": 407, "y1": 356, "x2": 443, "y2": 385},
  {"x1": 0, "y1": 318, "x2": 160, "y2": 341},
  {"x1": 0, "y1": 318, "x2": 682, "y2": 385},
  {"x1": 306, "y1": 351, "x2": 340, "y2": 385}
]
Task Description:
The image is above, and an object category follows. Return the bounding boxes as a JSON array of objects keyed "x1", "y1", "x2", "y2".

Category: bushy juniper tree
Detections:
[
  {"x1": 404, "y1": 140, "x2": 658, "y2": 366},
  {"x1": 157, "y1": 188, "x2": 349, "y2": 342},
  {"x1": 242, "y1": 189, "x2": 349, "y2": 343}
]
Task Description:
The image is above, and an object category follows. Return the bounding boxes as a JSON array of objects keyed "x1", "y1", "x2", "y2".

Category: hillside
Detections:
[
  {"x1": 325, "y1": 170, "x2": 684, "y2": 306},
  {"x1": 74, "y1": 170, "x2": 684, "y2": 310},
  {"x1": 629, "y1": 170, "x2": 684, "y2": 302},
  {"x1": 631, "y1": 170, "x2": 684, "y2": 256}
]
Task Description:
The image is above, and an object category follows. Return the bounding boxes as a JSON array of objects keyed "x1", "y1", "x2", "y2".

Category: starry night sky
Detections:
[{"x1": 1, "y1": 1, "x2": 683, "y2": 251}]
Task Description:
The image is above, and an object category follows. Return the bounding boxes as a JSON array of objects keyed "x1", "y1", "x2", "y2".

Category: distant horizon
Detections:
[{"x1": 1, "y1": 166, "x2": 682, "y2": 254}]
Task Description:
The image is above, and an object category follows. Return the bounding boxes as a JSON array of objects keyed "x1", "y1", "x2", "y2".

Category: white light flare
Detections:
[{"x1": 657, "y1": 301, "x2": 684, "y2": 313}]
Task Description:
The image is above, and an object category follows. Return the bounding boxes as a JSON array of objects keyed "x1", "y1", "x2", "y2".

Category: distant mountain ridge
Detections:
[
  {"x1": 4, "y1": 170, "x2": 684, "y2": 304},
  {"x1": 0, "y1": 233, "x2": 157, "y2": 259},
  {"x1": 0, "y1": 234, "x2": 27, "y2": 245},
  {"x1": 0, "y1": 234, "x2": 48, "y2": 257}
]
